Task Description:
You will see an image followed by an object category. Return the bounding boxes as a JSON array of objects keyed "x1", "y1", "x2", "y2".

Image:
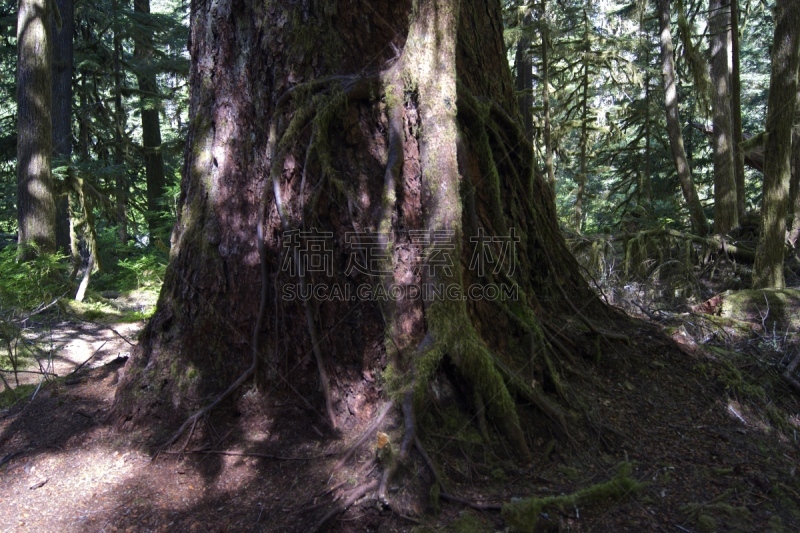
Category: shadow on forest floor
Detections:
[{"x1": 1, "y1": 277, "x2": 800, "y2": 532}]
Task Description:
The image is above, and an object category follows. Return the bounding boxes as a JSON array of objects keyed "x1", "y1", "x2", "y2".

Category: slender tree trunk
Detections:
[
  {"x1": 753, "y1": 0, "x2": 800, "y2": 288},
  {"x1": 658, "y1": 0, "x2": 710, "y2": 236},
  {"x1": 709, "y1": 0, "x2": 738, "y2": 234},
  {"x1": 134, "y1": 0, "x2": 168, "y2": 239},
  {"x1": 639, "y1": 12, "x2": 653, "y2": 208},
  {"x1": 575, "y1": 8, "x2": 590, "y2": 234},
  {"x1": 730, "y1": 0, "x2": 746, "y2": 219},
  {"x1": 643, "y1": 66, "x2": 653, "y2": 206},
  {"x1": 515, "y1": 12, "x2": 533, "y2": 139},
  {"x1": 52, "y1": 0, "x2": 73, "y2": 252},
  {"x1": 542, "y1": 0, "x2": 555, "y2": 192},
  {"x1": 16, "y1": 0, "x2": 56, "y2": 259},
  {"x1": 112, "y1": 0, "x2": 128, "y2": 245}
]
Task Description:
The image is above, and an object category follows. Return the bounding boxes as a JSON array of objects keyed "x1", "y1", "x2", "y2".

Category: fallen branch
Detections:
[
  {"x1": 170, "y1": 449, "x2": 314, "y2": 461},
  {"x1": 782, "y1": 352, "x2": 800, "y2": 395},
  {"x1": 69, "y1": 340, "x2": 108, "y2": 375}
]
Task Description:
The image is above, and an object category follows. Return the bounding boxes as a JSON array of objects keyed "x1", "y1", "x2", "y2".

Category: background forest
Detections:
[{"x1": 0, "y1": 0, "x2": 793, "y2": 300}]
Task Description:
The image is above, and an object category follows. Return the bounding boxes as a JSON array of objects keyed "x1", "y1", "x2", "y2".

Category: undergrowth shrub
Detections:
[
  {"x1": 91, "y1": 226, "x2": 167, "y2": 292},
  {"x1": 0, "y1": 246, "x2": 70, "y2": 313}
]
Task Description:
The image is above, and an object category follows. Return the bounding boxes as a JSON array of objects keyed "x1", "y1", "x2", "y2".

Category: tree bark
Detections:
[
  {"x1": 730, "y1": 0, "x2": 746, "y2": 220},
  {"x1": 709, "y1": 0, "x2": 738, "y2": 234},
  {"x1": 133, "y1": 0, "x2": 168, "y2": 240},
  {"x1": 17, "y1": 0, "x2": 56, "y2": 259},
  {"x1": 113, "y1": 0, "x2": 127, "y2": 244},
  {"x1": 515, "y1": 11, "x2": 533, "y2": 139},
  {"x1": 657, "y1": 0, "x2": 710, "y2": 236},
  {"x1": 541, "y1": 0, "x2": 555, "y2": 192},
  {"x1": 52, "y1": 0, "x2": 73, "y2": 252},
  {"x1": 789, "y1": 124, "x2": 800, "y2": 247},
  {"x1": 753, "y1": 0, "x2": 800, "y2": 289},
  {"x1": 113, "y1": 0, "x2": 609, "y2": 482}
]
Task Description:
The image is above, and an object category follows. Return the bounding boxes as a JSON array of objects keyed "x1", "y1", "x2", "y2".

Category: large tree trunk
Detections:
[
  {"x1": 52, "y1": 0, "x2": 73, "y2": 252},
  {"x1": 753, "y1": 0, "x2": 800, "y2": 288},
  {"x1": 113, "y1": 0, "x2": 612, "y2": 513},
  {"x1": 133, "y1": 0, "x2": 168, "y2": 240},
  {"x1": 16, "y1": 0, "x2": 56, "y2": 259},
  {"x1": 657, "y1": 0, "x2": 710, "y2": 236},
  {"x1": 709, "y1": 0, "x2": 738, "y2": 234},
  {"x1": 790, "y1": 123, "x2": 800, "y2": 247}
]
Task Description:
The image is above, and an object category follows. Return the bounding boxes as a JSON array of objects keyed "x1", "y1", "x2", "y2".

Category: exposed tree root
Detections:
[
  {"x1": 311, "y1": 479, "x2": 380, "y2": 533},
  {"x1": 334, "y1": 400, "x2": 395, "y2": 470},
  {"x1": 159, "y1": 365, "x2": 256, "y2": 451},
  {"x1": 782, "y1": 352, "x2": 800, "y2": 395}
]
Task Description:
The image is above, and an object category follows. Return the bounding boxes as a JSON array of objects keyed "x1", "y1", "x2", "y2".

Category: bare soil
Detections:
[{"x1": 1, "y1": 291, "x2": 800, "y2": 532}]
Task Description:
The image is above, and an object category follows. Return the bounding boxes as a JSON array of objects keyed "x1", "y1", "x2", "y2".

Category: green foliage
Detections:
[
  {"x1": 0, "y1": 246, "x2": 70, "y2": 312},
  {"x1": 0, "y1": 383, "x2": 36, "y2": 408},
  {"x1": 91, "y1": 226, "x2": 167, "y2": 292}
]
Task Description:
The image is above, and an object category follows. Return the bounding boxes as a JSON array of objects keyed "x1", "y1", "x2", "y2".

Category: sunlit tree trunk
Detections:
[
  {"x1": 16, "y1": 0, "x2": 56, "y2": 259},
  {"x1": 753, "y1": 0, "x2": 800, "y2": 289},
  {"x1": 657, "y1": 0, "x2": 710, "y2": 236},
  {"x1": 709, "y1": 0, "x2": 737, "y2": 234}
]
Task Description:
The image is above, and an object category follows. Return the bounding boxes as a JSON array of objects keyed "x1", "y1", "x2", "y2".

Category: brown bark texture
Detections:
[
  {"x1": 134, "y1": 0, "x2": 168, "y2": 238},
  {"x1": 17, "y1": 0, "x2": 56, "y2": 258},
  {"x1": 730, "y1": 0, "x2": 746, "y2": 220},
  {"x1": 113, "y1": 0, "x2": 607, "y2": 462},
  {"x1": 52, "y1": 0, "x2": 73, "y2": 251},
  {"x1": 753, "y1": 0, "x2": 800, "y2": 288},
  {"x1": 657, "y1": 0, "x2": 710, "y2": 236},
  {"x1": 709, "y1": 0, "x2": 738, "y2": 233}
]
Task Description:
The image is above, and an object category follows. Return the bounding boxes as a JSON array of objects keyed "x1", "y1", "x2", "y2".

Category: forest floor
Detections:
[{"x1": 1, "y1": 281, "x2": 800, "y2": 532}]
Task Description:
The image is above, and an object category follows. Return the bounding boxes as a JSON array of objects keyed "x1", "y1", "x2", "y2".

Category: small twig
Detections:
[
  {"x1": 159, "y1": 364, "x2": 255, "y2": 451},
  {"x1": 311, "y1": 479, "x2": 379, "y2": 533},
  {"x1": 0, "y1": 368, "x2": 58, "y2": 376},
  {"x1": 25, "y1": 293, "x2": 67, "y2": 319},
  {"x1": 440, "y1": 491, "x2": 503, "y2": 511},
  {"x1": 104, "y1": 325, "x2": 136, "y2": 347},
  {"x1": 183, "y1": 449, "x2": 311, "y2": 461},
  {"x1": 334, "y1": 400, "x2": 394, "y2": 470},
  {"x1": 69, "y1": 340, "x2": 108, "y2": 375},
  {"x1": 0, "y1": 451, "x2": 21, "y2": 468},
  {"x1": 626, "y1": 299, "x2": 662, "y2": 321}
]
